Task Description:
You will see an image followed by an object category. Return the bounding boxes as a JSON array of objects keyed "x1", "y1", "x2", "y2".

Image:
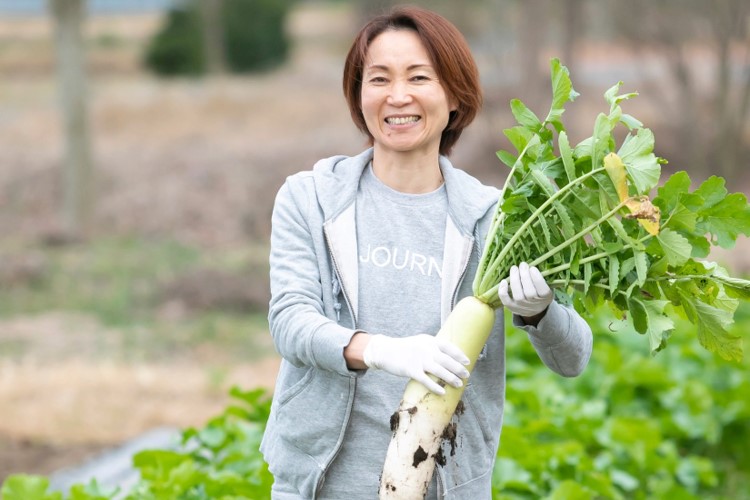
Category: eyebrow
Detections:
[{"x1": 365, "y1": 63, "x2": 434, "y2": 72}]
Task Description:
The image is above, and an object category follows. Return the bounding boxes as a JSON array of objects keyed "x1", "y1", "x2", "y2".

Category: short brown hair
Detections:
[{"x1": 342, "y1": 6, "x2": 482, "y2": 156}]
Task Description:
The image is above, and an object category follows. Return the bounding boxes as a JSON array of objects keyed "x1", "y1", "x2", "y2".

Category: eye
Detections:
[
  {"x1": 411, "y1": 75, "x2": 430, "y2": 82},
  {"x1": 368, "y1": 76, "x2": 388, "y2": 84}
]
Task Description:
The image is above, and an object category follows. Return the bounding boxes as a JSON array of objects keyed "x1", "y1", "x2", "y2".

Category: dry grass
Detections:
[
  {"x1": 0, "y1": 310, "x2": 279, "y2": 444},
  {"x1": 0, "y1": 304, "x2": 279, "y2": 479},
  {"x1": 0, "y1": 357, "x2": 279, "y2": 445}
]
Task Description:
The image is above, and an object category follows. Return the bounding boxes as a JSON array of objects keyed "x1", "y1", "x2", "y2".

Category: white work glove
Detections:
[
  {"x1": 363, "y1": 334, "x2": 470, "y2": 395},
  {"x1": 498, "y1": 262, "x2": 553, "y2": 318}
]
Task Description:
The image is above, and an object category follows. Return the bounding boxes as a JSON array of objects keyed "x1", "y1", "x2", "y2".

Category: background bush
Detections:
[
  {"x1": 224, "y1": 0, "x2": 293, "y2": 73},
  {"x1": 144, "y1": 5, "x2": 204, "y2": 76},
  {"x1": 144, "y1": 0, "x2": 294, "y2": 76}
]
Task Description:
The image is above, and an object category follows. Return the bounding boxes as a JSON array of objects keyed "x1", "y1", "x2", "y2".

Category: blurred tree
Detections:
[
  {"x1": 144, "y1": 4, "x2": 204, "y2": 76},
  {"x1": 712, "y1": 0, "x2": 750, "y2": 182},
  {"x1": 223, "y1": 0, "x2": 292, "y2": 72},
  {"x1": 518, "y1": 0, "x2": 547, "y2": 104},
  {"x1": 200, "y1": 0, "x2": 227, "y2": 74},
  {"x1": 48, "y1": 0, "x2": 93, "y2": 237},
  {"x1": 355, "y1": 0, "x2": 397, "y2": 24},
  {"x1": 354, "y1": 0, "x2": 484, "y2": 40},
  {"x1": 145, "y1": 0, "x2": 293, "y2": 76},
  {"x1": 609, "y1": 0, "x2": 750, "y2": 183},
  {"x1": 560, "y1": 0, "x2": 583, "y2": 76}
]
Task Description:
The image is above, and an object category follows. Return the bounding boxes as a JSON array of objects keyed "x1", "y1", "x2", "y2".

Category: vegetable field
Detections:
[
  {"x1": 495, "y1": 305, "x2": 750, "y2": 499},
  {"x1": 2, "y1": 305, "x2": 748, "y2": 499}
]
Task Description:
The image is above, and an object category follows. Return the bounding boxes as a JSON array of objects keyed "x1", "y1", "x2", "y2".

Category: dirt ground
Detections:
[
  {"x1": 1, "y1": 2, "x2": 749, "y2": 483},
  {"x1": 0, "y1": 310, "x2": 281, "y2": 480},
  {"x1": 0, "y1": 357, "x2": 281, "y2": 479}
]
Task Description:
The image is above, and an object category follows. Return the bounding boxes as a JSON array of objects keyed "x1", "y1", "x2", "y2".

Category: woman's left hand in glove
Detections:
[{"x1": 498, "y1": 262, "x2": 553, "y2": 322}]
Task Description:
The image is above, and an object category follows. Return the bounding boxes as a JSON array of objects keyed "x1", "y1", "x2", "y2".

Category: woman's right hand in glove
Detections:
[{"x1": 362, "y1": 333, "x2": 470, "y2": 395}]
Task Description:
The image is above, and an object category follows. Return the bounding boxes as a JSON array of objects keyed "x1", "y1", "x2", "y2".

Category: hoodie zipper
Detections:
[
  {"x1": 314, "y1": 375, "x2": 357, "y2": 498},
  {"x1": 314, "y1": 225, "x2": 358, "y2": 498},
  {"x1": 323, "y1": 224, "x2": 356, "y2": 328}
]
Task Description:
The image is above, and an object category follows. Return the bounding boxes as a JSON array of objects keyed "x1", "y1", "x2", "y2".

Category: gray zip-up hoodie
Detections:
[{"x1": 261, "y1": 149, "x2": 593, "y2": 499}]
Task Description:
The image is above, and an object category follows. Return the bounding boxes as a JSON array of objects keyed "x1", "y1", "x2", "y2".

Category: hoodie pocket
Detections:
[
  {"x1": 276, "y1": 367, "x2": 316, "y2": 408},
  {"x1": 263, "y1": 369, "x2": 353, "y2": 498},
  {"x1": 276, "y1": 369, "x2": 351, "y2": 464}
]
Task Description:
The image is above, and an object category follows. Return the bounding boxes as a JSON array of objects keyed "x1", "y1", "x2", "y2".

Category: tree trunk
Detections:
[
  {"x1": 48, "y1": 0, "x2": 93, "y2": 237},
  {"x1": 667, "y1": 44, "x2": 703, "y2": 178},
  {"x1": 200, "y1": 0, "x2": 226, "y2": 74},
  {"x1": 711, "y1": 0, "x2": 750, "y2": 183},
  {"x1": 561, "y1": 0, "x2": 583, "y2": 75},
  {"x1": 519, "y1": 0, "x2": 547, "y2": 108}
]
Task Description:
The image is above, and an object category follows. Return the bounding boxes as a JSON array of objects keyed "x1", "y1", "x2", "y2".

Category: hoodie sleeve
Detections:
[
  {"x1": 267, "y1": 177, "x2": 358, "y2": 377},
  {"x1": 512, "y1": 301, "x2": 593, "y2": 377}
]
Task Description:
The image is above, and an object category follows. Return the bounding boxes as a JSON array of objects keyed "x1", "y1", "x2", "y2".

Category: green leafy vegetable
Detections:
[
  {"x1": 473, "y1": 59, "x2": 750, "y2": 360},
  {"x1": 0, "y1": 475, "x2": 61, "y2": 500}
]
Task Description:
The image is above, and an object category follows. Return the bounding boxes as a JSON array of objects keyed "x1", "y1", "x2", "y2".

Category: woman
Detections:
[{"x1": 261, "y1": 6, "x2": 592, "y2": 499}]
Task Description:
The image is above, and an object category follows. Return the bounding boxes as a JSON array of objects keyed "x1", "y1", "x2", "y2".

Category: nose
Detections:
[{"x1": 387, "y1": 79, "x2": 413, "y2": 105}]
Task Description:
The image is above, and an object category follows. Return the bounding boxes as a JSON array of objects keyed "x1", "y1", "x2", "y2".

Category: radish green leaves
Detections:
[{"x1": 474, "y1": 59, "x2": 750, "y2": 361}]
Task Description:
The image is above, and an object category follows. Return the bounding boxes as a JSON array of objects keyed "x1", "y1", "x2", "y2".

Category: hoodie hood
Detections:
[{"x1": 311, "y1": 148, "x2": 500, "y2": 236}]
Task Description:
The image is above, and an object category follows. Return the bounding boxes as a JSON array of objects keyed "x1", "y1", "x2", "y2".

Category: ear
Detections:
[{"x1": 449, "y1": 96, "x2": 459, "y2": 113}]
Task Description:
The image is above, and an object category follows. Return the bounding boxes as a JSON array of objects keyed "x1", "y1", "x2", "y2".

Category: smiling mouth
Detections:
[{"x1": 385, "y1": 116, "x2": 420, "y2": 125}]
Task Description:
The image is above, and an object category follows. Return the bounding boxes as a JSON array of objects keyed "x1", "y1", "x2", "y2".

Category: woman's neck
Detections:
[{"x1": 371, "y1": 148, "x2": 444, "y2": 194}]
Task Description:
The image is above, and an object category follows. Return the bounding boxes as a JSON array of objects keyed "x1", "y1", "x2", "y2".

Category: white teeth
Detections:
[{"x1": 386, "y1": 116, "x2": 419, "y2": 125}]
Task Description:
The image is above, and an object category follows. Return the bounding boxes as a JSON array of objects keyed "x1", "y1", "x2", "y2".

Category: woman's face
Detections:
[{"x1": 361, "y1": 29, "x2": 456, "y2": 158}]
